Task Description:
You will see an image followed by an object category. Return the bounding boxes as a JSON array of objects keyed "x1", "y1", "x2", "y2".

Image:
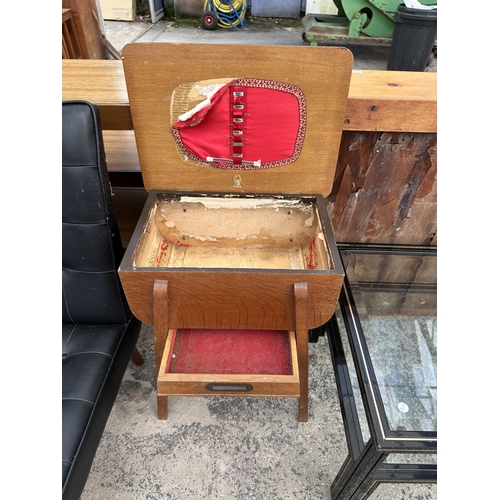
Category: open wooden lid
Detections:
[{"x1": 122, "y1": 43, "x2": 353, "y2": 197}]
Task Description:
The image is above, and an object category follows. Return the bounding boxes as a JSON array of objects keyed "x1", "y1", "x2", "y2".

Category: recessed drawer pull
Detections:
[{"x1": 205, "y1": 383, "x2": 253, "y2": 392}]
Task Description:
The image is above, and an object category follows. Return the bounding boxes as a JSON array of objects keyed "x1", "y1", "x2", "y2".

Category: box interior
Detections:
[{"x1": 131, "y1": 193, "x2": 333, "y2": 270}]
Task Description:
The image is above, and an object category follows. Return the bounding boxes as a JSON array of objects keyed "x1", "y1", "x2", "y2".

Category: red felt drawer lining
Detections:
[{"x1": 167, "y1": 329, "x2": 293, "y2": 375}]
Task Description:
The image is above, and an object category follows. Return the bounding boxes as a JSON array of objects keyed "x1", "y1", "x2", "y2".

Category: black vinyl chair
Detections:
[{"x1": 62, "y1": 101, "x2": 143, "y2": 500}]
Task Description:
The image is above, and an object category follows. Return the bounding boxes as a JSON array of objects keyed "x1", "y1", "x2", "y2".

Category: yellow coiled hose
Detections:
[{"x1": 203, "y1": 0, "x2": 249, "y2": 30}]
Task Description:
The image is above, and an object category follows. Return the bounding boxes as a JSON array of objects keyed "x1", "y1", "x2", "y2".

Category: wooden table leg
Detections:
[
  {"x1": 294, "y1": 282, "x2": 309, "y2": 422},
  {"x1": 131, "y1": 346, "x2": 144, "y2": 366},
  {"x1": 153, "y1": 279, "x2": 169, "y2": 419}
]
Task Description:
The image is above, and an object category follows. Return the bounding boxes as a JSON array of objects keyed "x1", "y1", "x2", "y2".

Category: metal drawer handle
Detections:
[{"x1": 205, "y1": 383, "x2": 253, "y2": 392}]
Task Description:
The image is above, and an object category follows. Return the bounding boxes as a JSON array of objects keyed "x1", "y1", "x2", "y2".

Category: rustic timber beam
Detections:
[
  {"x1": 62, "y1": 60, "x2": 436, "y2": 133},
  {"x1": 347, "y1": 70, "x2": 436, "y2": 133}
]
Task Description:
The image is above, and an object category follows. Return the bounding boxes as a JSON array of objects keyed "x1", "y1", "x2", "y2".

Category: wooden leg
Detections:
[
  {"x1": 294, "y1": 282, "x2": 309, "y2": 422},
  {"x1": 157, "y1": 394, "x2": 168, "y2": 420},
  {"x1": 131, "y1": 346, "x2": 144, "y2": 366},
  {"x1": 153, "y1": 280, "x2": 169, "y2": 419}
]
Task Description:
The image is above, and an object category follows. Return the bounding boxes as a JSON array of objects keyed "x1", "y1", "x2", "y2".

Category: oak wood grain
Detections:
[
  {"x1": 153, "y1": 280, "x2": 169, "y2": 376},
  {"x1": 119, "y1": 269, "x2": 343, "y2": 330},
  {"x1": 294, "y1": 282, "x2": 309, "y2": 422},
  {"x1": 122, "y1": 43, "x2": 353, "y2": 197},
  {"x1": 153, "y1": 280, "x2": 169, "y2": 419}
]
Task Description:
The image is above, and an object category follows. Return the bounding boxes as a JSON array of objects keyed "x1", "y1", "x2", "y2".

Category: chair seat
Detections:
[
  {"x1": 62, "y1": 318, "x2": 141, "y2": 497},
  {"x1": 62, "y1": 100, "x2": 143, "y2": 500}
]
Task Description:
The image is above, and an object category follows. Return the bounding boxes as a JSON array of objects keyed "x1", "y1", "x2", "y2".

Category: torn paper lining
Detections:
[{"x1": 177, "y1": 83, "x2": 228, "y2": 122}]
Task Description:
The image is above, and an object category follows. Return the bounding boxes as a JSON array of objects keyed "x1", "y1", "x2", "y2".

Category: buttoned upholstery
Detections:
[{"x1": 62, "y1": 101, "x2": 142, "y2": 500}]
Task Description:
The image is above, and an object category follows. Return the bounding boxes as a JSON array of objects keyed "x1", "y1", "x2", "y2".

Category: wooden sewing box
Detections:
[{"x1": 118, "y1": 43, "x2": 353, "y2": 422}]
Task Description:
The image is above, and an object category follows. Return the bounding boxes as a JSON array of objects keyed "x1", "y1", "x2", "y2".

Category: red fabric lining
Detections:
[{"x1": 172, "y1": 79, "x2": 305, "y2": 169}]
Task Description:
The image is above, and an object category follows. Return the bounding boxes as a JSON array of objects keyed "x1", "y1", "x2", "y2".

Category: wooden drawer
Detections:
[{"x1": 158, "y1": 328, "x2": 300, "y2": 398}]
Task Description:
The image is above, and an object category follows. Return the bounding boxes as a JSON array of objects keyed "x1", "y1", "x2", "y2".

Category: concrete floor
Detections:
[
  {"x1": 102, "y1": 15, "x2": 437, "y2": 72},
  {"x1": 81, "y1": 15, "x2": 437, "y2": 500},
  {"x1": 83, "y1": 325, "x2": 437, "y2": 500}
]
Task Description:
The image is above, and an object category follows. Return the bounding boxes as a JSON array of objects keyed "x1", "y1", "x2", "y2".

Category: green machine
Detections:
[{"x1": 302, "y1": 0, "x2": 437, "y2": 45}]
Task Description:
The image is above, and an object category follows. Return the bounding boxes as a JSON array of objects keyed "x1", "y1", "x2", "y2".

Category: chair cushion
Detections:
[
  {"x1": 62, "y1": 101, "x2": 128, "y2": 325},
  {"x1": 62, "y1": 319, "x2": 141, "y2": 499},
  {"x1": 61, "y1": 101, "x2": 142, "y2": 500}
]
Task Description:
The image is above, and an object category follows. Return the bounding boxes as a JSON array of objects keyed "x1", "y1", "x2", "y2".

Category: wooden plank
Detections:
[
  {"x1": 107, "y1": 131, "x2": 438, "y2": 248},
  {"x1": 62, "y1": 60, "x2": 128, "y2": 102},
  {"x1": 62, "y1": 0, "x2": 106, "y2": 59},
  {"x1": 349, "y1": 70, "x2": 436, "y2": 102},
  {"x1": 62, "y1": 61, "x2": 437, "y2": 133},
  {"x1": 62, "y1": 9, "x2": 83, "y2": 60},
  {"x1": 103, "y1": 130, "x2": 140, "y2": 171},
  {"x1": 119, "y1": 269, "x2": 343, "y2": 329},
  {"x1": 62, "y1": 61, "x2": 132, "y2": 129},
  {"x1": 294, "y1": 282, "x2": 309, "y2": 422},
  {"x1": 62, "y1": 8, "x2": 72, "y2": 22},
  {"x1": 101, "y1": 130, "x2": 437, "y2": 248},
  {"x1": 328, "y1": 131, "x2": 437, "y2": 245},
  {"x1": 346, "y1": 70, "x2": 437, "y2": 133}
]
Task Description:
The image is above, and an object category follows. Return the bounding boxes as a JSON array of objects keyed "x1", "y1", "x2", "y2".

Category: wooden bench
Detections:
[
  {"x1": 62, "y1": 59, "x2": 437, "y2": 247},
  {"x1": 62, "y1": 60, "x2": 436, "y2": 134}
]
